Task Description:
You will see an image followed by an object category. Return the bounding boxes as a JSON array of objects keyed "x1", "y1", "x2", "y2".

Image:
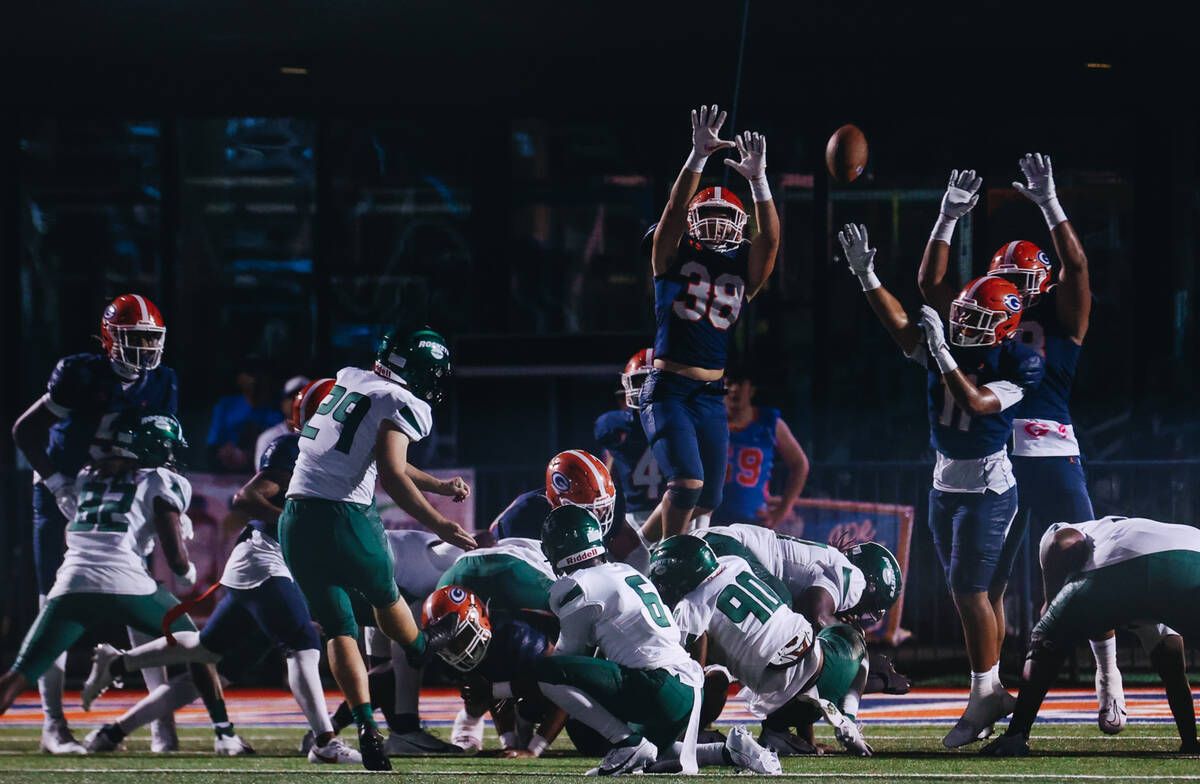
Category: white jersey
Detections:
[
  {"x1": 220, "y1": 528, "x2": 292, "y2": 590},
  {"x1": 673, "y1": 556, "x2": 818, "y2": 714},
  {"x1": 49, "y1": 466, "x2": 191, "y2": 599},
  {"x1": 387, "y1": 529, "x2": 464, "y2": 599},
  {"x1": 288, "y1": 366, "x2": 433, "y2": 506},
  {"x1": 550, "y1": 561, "x2": 701, "y2": 687},
  {"x1": 701, "y1": 525, "x2": 866, "y2": 613},
  {"x1": 1048, "y1": 516, "x2": 1200, "y2": 573}
]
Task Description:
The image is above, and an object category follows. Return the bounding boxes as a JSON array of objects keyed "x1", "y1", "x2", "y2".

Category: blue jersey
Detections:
[
  {"x1": 924, "y1": 340, "x2": 1044, "y2": 459},
  {"x1": 489, "y1": 486, "x2": 627, "y2": 546},
  {"x1": 594, "y1": 409, "x2": 660, "y2": 513},
  {"x1": 653, "y1": 238, "x2": 750, "y2": 370},
  {"x1": 247, "y1": 433, "x2": 301, "y2": 541},
  {"x1": 1012, "y1": 287, "x2": 1079, "y2": 424},
  {"x1": 478, "y1": 618, "x2": 553, "y2": 686},
  {"x1": 713, "y1": 407, "x2": 779, "y2": 523},
  {"x1": 44, "y1": 353, "x2": 178, "y2": 476}
]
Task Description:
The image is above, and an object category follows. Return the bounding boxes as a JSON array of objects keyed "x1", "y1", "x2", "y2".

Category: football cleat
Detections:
[
  {"x1": 298, "y1": 729, "x2": 317, "y2": 755},
  {"x1": 450, "y1": 709, "x2": 485, "y2": 753},
  {"x1": 1098, "y1": 696, "x2": 1128, "y2": 735},
  {"x1": 150, "y1": 714, "x2": 179, "y2": 752},
  {"x1": 81, "y1": 643, "x2": 125, "y2": 711},
  {"x1": 758, "y1": 726, "x2": 820, "y2": 756},
  {"x1": 943, "y1": 689, "x2": 1016, "y2": 748},
  {"x1": 213, "y1": 730, "x2": 256, "y2": 756},
  {"x1": 309, "y1": 736, "x2": 363, "y2": 764},
  {"x1": 40, "y1": 720, "x2": 87, "y2": 755},
  {"x1": 383, "y1": 729, "x2": 464, "y2": 755},
  {"x1": 980, "y1": 731, "x2": 1031, "y2": 757},
  {"x1": 84, "y1": 725, "x2": 126, "y2": 753},
  {"x1": 725, "y1": 725, "x2": 782, "y2": 774},
  {"x1": 357, "y1": 725, "x2": 392, "y2": 771},
  {"x1": 585, "y1": 736, "x2": 657, "y2": 776}
]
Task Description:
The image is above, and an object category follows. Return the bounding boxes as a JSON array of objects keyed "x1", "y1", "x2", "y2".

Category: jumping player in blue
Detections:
[
  {"x1": 918, "y1": 155, "x2": 1119, "y2": 733},
  {"x1": 642, "y1": 104, "x2": 779, "y2": 541},
  {"x1": 712, "y1": 366, "x2": 809, "y2": 527},
  {"x1": 11, "y1": 293, "x2": 178, "y2": 754},
  {"x1": 595, "y1": 348, "x2": 662, "y2": 530},
  {"x1": 840, "y1": 213, "x2": 1044, "y2": 749}
]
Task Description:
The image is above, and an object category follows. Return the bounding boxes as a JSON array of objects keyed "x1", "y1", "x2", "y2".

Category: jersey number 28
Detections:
[{"x1": 673, "y1": 262, "x2": 745, "y2": 330}]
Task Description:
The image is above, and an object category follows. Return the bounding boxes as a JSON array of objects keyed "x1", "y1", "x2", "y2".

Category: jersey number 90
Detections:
[{"x1": 673, "y1": 262, "x2": 745, "y2": 330}]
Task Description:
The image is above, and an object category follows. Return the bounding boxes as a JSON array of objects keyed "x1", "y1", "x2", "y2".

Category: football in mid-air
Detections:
[{"x1": 825, "y1": 124, "x2": 868, "y2": 184}]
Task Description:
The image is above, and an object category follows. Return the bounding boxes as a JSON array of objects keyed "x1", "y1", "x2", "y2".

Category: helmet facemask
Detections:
[
  {"x1": 995, "y1": 269, "x2": 1048, "y2": 306},
  {"x1": 687, "y1": 202, "x2": 747, "y2": 253},
  {"x1": 621, "y1": 367, "x2": 651, "y2": 409},
  {"x1": 559, "y1": 493, "x2": 615, "y2": 536},
  {"x1": 949, "y1": 298, "x2": 1008, "y2": 347},
  {"x1": 109, "y1": 325, "x2": 166, "y2": 379},
  {"x1": 437, "y1": 604, "x2": 493, "y2": 673}
]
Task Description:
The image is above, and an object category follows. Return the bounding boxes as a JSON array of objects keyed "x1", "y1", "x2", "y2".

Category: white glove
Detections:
[
  {"x1": 931, "y1": 168, "x2": 982, "y2": 243},
  {"x1": 723, "y1": 131, "x2": 770, "y2": 202},
  {"x1": 685, "y1": 104, "x2": 736, "y2": 173},
  {"x1": 42, "y1": 472, "x2": 79, "y2": 521},
  {"x1": 1013, "y1": 152, "x2": 1067, "y2": 228},
  {"x1": 818, "y1": 698, "x2": 873, "y2": 757},
  {"x1": 179, "y1": 512, "x2": 195, "y2": 541},
  {"x1": 175, "y1": 561, "x2": 198, "y2": 591},
  {"x1": 837, "y1": 222, "x2": 880, "y2": 291},
  {"x1": 920, "y1": 305, "x2": 958, "y2": 373}
]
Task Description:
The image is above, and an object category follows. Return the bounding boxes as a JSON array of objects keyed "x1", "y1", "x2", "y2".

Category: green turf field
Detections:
[{"x1": 2, "y1": 724, "x2": 1199, "y2": 782}]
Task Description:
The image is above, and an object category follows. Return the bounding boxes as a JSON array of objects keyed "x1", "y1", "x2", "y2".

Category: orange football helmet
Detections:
[
  {"x1": 101, "y1": 294, "x2": 166, "y2": 379},
  {"x1": 546, "y1": 449, "x2": 616, "y2": 533},
  {"x1": 420, "y1": 585, "x2": 493, "y2": 672},
  {"x1": 987, "y1": 240, "x2": 1053, "y2": 305},
  {"x1": 620, "y1": 348, "x2": 654, "y2": 409},
  {"x1": 949, "y1": 277, "x2": 1024, "y2": 347},
  {"x1": 289, "y1": 377, "x2": 337, "y2": 433},
  {"x1": 686, "y1": 186, "x2": 747, "y2": 252}
]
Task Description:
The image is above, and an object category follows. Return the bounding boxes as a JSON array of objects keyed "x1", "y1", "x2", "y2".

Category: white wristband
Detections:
[
  {"x1": 856, "y1": 271, "x2": 881, "y2": 292},
  {"x1": 528, "y1": 735, "x2": 549, "y2": 757},
  {"x1": 930, "y1": 214, "x2": 958, "y2": 244},
  {"x1": 933, "y1": 345, "x2": 958, "y2": 374},
  {"x1": 1039, "y1": 197, "x2": 1068, "y2": 228},
  {"x1": 684, "y1": 149, "x2": 708, "y2": 173},
  {"x1": 498, "y1": 731, "x2": 518, "y2": 750},
  {"x1": 748, "y1": 175, "x2": 771, "y2": 203}
]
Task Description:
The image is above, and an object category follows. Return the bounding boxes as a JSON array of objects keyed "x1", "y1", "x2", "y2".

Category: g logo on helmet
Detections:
[
  {"x1": 448, "y1": 586, "x2": 467, "y2": 604},
  {"x1": 1003, "y1": 293, "x2": 1022, "y2": 312},
  {"x1": 550, "y1": 471, "x2": 571, "y2": 493},
  {"x1": 104, "y1": 304, "x2": 117, "y2": 319},
  {"x1": 1036, "y1": 251, "x2": 1051, "y2": 268}
]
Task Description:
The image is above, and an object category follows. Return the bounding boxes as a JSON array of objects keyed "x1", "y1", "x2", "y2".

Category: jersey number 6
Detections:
[{"x1": 673, "y1": 261, "x2": 745, "y2": 330}]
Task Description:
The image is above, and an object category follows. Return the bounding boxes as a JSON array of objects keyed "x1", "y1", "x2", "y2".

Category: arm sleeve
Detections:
[
  {"x1": 550, "y1": 578, "x2": 599, "y2": 656},
  {"x1": 982, "y1": 380, "x2": 1025, "y2": 411},
  {"x1": 144, "y1": 468, "x2": 193, "y2": 514}
]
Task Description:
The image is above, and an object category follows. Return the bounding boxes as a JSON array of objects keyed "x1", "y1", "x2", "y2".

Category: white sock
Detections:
[
  {"x1": 1091, "y1": 637, "x2": 1119, "y2": 683},
  {"x1": 117, "y1": 673, "x2": 199, "y2": 733},
  {"x1": 130, "y1": 627, "x2": 174, "y2": 735},
  {"x1": 287, "y1": 649, "x2": 334, "y2": 737},
  {"x1": 35, "y1": 594, "x2": 67, "y2": 724},
  {"x1": 124, "y1": 632, "x2": 219, "y2": 670},
  {"x1": 538, "y1": 682, "x2": 633, "y2": 744},
  {"x1": 842, "y1": 692, "x2": 861, "y2": 720},
  {"x1": 391, "y1": 639, "x2": 421, "y2": 716},
  {"x1": 989, "y1": 662, "x2": 1003, "y2": 691},
  {"x1": 969, "y1": 668, "x2": 993, "y2": 700}
]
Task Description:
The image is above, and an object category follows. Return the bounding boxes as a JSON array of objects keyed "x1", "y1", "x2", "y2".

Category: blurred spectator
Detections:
[
  {"x1": 253, "y1": 374, "x2": 311, "y2": 467},
  {"x1": 207, "y1": 356, "x2": 282, "y2": 472},
  {"x1": 712, "y1": 365, "x2": 810, "y2": 528}
]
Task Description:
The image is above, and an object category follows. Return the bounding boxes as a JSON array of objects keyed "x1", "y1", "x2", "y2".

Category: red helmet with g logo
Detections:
[
  {"x1": 289, "y1": 377, "x2": 336, "y2": 433},
  {"x1": 686, "y1": 186, "x2": 747, "y2": 252},
  {"x1": 620, "y1": 348, "x2": 654, "y2": 410},
  {"x1": 987, "y1": 240, "x2": 1052, "y2": 305},
  {"x1": 546, "y1": 450, "x2": 616, "y2": 533},
  {"x1": 101, "y1": 294, "x2": 166, "y2": 379},
  {"x1": 949, "y1": 277, "x2": 1024, "y2": 347},
  {"x1": 420, "y1": 585, "x2": 492, "y2": 672}
]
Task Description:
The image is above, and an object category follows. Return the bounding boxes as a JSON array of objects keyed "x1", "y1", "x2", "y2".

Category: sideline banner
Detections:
[
  {"x1": 773, "y1": 498, "x2": 914, "y2": 646},
  {"x1": 152, "y1": 469, "x2": 476, "y2": 621}
]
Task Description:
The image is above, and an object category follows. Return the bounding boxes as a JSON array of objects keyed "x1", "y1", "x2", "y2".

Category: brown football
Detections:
[{"x1": 825, "y1": 124, "x2": 868, "y2": 184}]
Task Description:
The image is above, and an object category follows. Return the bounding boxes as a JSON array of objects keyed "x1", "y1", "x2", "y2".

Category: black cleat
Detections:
[
  {"x1": 358, "y1": 725, "x2": 392, "y2": 771},
  {"x1": 866, "y1": 651, "x2": 911, "y2": 695}
]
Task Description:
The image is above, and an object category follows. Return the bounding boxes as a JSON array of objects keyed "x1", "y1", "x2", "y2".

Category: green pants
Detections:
[
  {"x1": 773, "y1": 623, "x2": 867, "y2": 726},
  {"x1": 13, "y1": 587, "x2": 196, "y2": 681},
  {"x1": 1035, "y1": 550, "x2": 1200, "y2": 646},
  {"x1": 279, "y1": 497, "x2": 400, "y2": 639},
  {"x1": 437, "y1": 554, "x2": 554, "y2": 614},
  {"x1": 535, "y1": 656, "x2": 695, "y2": 750}
]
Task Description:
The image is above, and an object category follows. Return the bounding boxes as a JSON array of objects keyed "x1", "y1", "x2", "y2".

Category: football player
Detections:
[
  {"x1": 534, "y1": 505, "x2": 781, "y2": 776},
  {"x1": 982, "y1": 516, "x2": 1200, "y2": 756},
  {"x1": 839, "y1": 219, "x2": 1045, "y2": 747},
  {"x1": 649, "y1": 535, "x2": 872, "y2": 758},
  {"x1": 278, "y1": 327, "x2": 476, "y2": 770},
  {"x1": 82, "y1": 379, "x2": 358, "y2": 763},
  {"x1": 917, "y1": 155, "x2": 1117, "y2": 730},
  {"x1": 595, "y1": 349, "x2": 662, "y2": 530},
  {"x1": 0, "y1": 411, "x2": 247, "y2": 752},
  {"x1": 11, "y1": 293, "x2": 178, "y2": 753},
  {"x1": 711, "y1": 366, "x2": 809, "y2": 527},
  {"x1": 641, "y1": 105, "x2": 779, "y2": 540}
]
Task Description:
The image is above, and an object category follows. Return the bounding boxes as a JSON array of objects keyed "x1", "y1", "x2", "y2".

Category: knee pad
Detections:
[
  {"x1": 697, "y1": 482, "x2": 722, "y2": 512},
  {"x1": 667, "y1": 484, "x2": 702, "y2": 511}
]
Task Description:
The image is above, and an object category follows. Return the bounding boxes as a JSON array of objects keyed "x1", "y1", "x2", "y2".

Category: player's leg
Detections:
[
  {"x1": 382, "y1": 603, "x2": 462, "y2": 755},
  {"x1": 127, "y1": 627, "x2": 177, "y2": 752},
  {"x1": 640, "y1": 374, "x2": 707, "y2": 540},
  {"x1": 693, "y1": 389, "x2": 730, "y2": 528},
  {"x1": 1144, "y1": 631, "x2": 1200, "y2": 751},
  {"x1": 31, "y1": 487, "x2": 78, "y2": 753},
  {"x1": 1, "y1": 596, "x2": 87, "y2": 727}
]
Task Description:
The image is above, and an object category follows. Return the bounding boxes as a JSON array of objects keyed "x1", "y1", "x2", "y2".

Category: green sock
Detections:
[
  {"x1": 208, "y1": 698, "x2": 229, "y2": 725},
  {"x1": 405, "y1": 632, "x2": 427, "y2": 656},
  {"x1": 351, "y1": 703, "x2": 378, "y2": 731},
  {"x1": 615, "y1": 732, "x2": 643, "y2": 748}
]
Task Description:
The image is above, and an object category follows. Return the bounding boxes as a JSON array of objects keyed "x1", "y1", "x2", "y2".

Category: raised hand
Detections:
[
  {"x1": 685, "y1": 105, "x2": 736, "y2": 172},
  {"x1": 838, "y1": 222, "x2": 876, "y2": 277},
  {"x1": 1013, "y1": 152, "x2": 1056, "y2": 206},
  {"x1": 723, "y1": 131, "x2": 766, "y2": 181},
  {"x1": 919, "y1": 304, "x2": 948, "y2": 354},
  {"x1": 940, "y1": 169, "x2": 983, "y2": 219}
]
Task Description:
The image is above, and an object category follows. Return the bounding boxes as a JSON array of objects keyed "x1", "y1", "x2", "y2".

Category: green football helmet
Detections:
[
  {"x1": 648, "y1": 535, "x2": 720, "y2": 607},
  {"x1": 846, "y1": 542, "x2": 902, "y2": 616},
  {"x1": 109, "y1": 409, "x2": 188, "y2": 468},
  {"x1": 374, "y1": 327, "x2": 452, "y2": 405},
  {"x1": 541, "y1": 505, "x2": 607, "y2": 575}
]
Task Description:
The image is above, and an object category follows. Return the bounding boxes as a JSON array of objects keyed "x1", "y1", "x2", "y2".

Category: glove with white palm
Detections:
[
  {"x1": 685, "y1": 105, "x2": 736, "y2": 173},
  {"x1": 837, "y1": 222, "x2": 880, "y2": 291},
  {"x1": 931, "y1": 168, "x2": 982, "y2": 243},
  {"x1": 723, "y1": 131, "x2": 770, "y2": 202},
  {"x1": 920, "y1": 304, "x2": 958, "y2": 374},
  {"x1": 1013, "y1": 152, "x2": 1067, "y2": 228},
  {"x1": 818, "y1": 698, "x2": 873, "y2": 757}
]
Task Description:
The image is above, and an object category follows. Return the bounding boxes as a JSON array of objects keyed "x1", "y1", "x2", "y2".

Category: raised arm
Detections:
[
  {"x1": 724, "y1": 131, "x2": 778, "y2": 300},
  {"x1": 1012, "y1": 153, "x2": 1090, "y2": 342},
  {"x1": 376, "y1": 423, "x2": 475, "y2": 550},
  {"x1": 918, "y1": 169, "x2": 983, "y2": 317},
  {"x1": 918, "y1": 305, "x2": 1010, "y2": 417},
  {"x1": 651, "y1": 105, "x2": 735, "y2": 277},
  {"x1": 837, "y1": 223, "x2": 924, "y2": 355}
]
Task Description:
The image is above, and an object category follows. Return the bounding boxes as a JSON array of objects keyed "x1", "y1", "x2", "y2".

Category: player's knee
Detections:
[
  {"x1": 697, "y1": 483, "x2": 722, "y2": 512},
  {"x1": 667, "y1": 484, "x2": 703, "y2": 512}
]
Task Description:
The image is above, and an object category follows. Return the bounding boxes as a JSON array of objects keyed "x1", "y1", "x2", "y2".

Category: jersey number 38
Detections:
[{"x1": 673, "y1": 262, "x2": 745, "y2": 330}]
